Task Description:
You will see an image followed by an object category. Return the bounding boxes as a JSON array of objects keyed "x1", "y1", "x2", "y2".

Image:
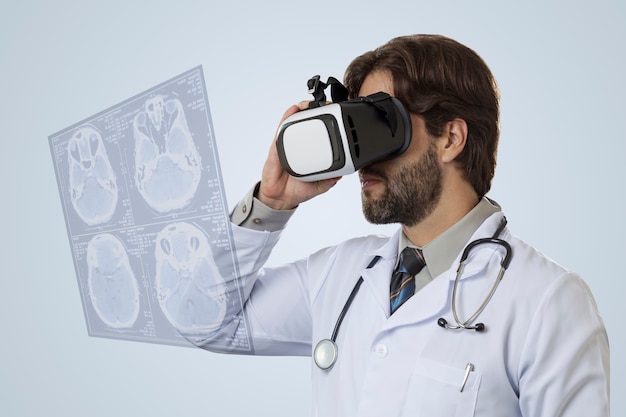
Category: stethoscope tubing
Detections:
[
  {"x1": 315, "y1": 218, "x2": 512, "y2": 370},
  {"x1": 331, "y1": 255, "x2": 381, "y2": 341},
  {"x1": 331, "y1": 277, "x2": 364, "y2": 342},
  {"x1": 314, "y1": 256, "x2": 381, "y2": 370},
  {"x1": 449, "y1": 238, "x2": 512, "y2": 329}
]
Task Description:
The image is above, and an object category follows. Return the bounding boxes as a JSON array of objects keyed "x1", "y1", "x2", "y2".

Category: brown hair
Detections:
[{"x1": 344, "y1": 34, "x2": 500, "y2": 197}]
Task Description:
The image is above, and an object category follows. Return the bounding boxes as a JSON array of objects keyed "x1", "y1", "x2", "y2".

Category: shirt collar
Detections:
[{"x1": 398, "y1": 197, "x2": 501, "y2": 279}]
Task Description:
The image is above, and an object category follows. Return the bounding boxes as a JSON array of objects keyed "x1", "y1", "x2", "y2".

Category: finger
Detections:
[
  {"x1": 279, "y1": 100, "x2": 312, "y2": 122},
  {"x1": 281, "y1": 104, "x2": 300, "y2": 121},
  {"x1": 296, "y1": 100, "x2": 311, "y2": 110},
  {"x1": 315, "y1": 176, "x2": 342, "y2": 194}
]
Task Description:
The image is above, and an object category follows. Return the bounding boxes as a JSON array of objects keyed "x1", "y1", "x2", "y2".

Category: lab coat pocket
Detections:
[{"x1": 402, "y1": 358, "x2": 481, "y2": 417}]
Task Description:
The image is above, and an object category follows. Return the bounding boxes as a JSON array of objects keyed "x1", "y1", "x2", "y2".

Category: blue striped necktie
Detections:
[{"x1": 390, "y1": 247, "x2": 426, "y2": 314}]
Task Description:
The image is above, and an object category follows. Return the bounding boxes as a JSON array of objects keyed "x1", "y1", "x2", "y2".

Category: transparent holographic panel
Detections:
[{"x1": 49, "y1": 67, "x2": 252, "y2": 351}]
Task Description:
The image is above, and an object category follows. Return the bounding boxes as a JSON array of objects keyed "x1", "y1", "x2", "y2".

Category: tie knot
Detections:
[{"x1": 398, "y1": 247, "x2": 426, "y2": 276}]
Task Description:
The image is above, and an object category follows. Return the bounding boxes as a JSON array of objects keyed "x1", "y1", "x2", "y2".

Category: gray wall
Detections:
[{"x1": 1, "y1": 1, "x2": 623, "y2": 416}]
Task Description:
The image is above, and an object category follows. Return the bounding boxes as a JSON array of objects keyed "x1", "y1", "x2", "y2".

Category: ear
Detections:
[{"x1": 440, "y1": 118, "x2": 468, "y2": 164}]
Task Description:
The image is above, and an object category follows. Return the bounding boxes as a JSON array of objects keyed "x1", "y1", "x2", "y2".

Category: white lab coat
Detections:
[{"x1": 201, "y1": 211, "x2": 610, "y2": 417}]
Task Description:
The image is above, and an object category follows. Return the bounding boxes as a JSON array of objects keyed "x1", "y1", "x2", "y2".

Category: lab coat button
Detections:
[{"x1": 374, "y1": 344, "x2": 388, "y2": 358}]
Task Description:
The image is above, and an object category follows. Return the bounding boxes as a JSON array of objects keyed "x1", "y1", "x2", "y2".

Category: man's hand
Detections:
[{"x1": 258, "y1": 101, "x2": 341, "y2": 210}]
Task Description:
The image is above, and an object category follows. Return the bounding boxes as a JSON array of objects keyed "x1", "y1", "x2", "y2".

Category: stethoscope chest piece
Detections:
[{"x1": 314, "y1": 338, "x2": 338, "y2": 370}]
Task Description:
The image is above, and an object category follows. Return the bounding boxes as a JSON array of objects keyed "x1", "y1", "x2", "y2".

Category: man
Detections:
[{"x1": 189, "y1": 35, "x2": 610, "y2": 416}]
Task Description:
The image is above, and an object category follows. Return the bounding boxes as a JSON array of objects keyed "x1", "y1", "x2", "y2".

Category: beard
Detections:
[{"x1": 361, "y1": 145, "x2": 443, "y2": 227}]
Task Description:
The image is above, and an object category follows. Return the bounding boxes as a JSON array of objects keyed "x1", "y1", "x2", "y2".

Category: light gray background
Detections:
[{"x1": 1, "y1": 1, "x2": 623, "y2": 416}]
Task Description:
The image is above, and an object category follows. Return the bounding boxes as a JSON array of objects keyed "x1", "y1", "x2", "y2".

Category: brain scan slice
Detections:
[
  {"x1": 86, "y1": 234, "x2": 140, "y2": 329},
  {"x1": 155, "y1": 222, "x2": 226, "y2": 334},
  {"x1": 133, "y1": 95, "x2": 202, "y2": 214},
  {"x1": 68, "y1": 125, "x2": 119, "y2": 226}
]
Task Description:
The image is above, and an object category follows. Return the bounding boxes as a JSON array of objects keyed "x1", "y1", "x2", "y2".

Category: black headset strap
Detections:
[
  {"x1": 305, "y1": 76, "x2": 400, "y2": 136},
  {"x1": 329, "y1": 78, "x2": 349, "y2": 103},
  {"x1": 307, "y1": 75, "x2": 349, "y2": 108}
]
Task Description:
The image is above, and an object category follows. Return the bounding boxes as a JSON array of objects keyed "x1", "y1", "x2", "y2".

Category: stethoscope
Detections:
[{"x1": 313, "y1": 218, "x2": 513, "y2": 371}]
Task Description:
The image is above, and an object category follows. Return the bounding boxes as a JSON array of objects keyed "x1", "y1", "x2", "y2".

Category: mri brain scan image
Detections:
[
  {"x1": 155, "y1": 222, "x2": 226, "y2": 334},
  {"x1": 133, "y1": 96, "x2": 202, "y2": 213},
  {"x1": 50, "y1": 67, "x2": 249, "y2": 348},
  {"x1": 87, "y1": 233, "x2": 140, "y2": 329},
  {"x1": 68, "y1": 125, "x2": 119, "y2": 226}
]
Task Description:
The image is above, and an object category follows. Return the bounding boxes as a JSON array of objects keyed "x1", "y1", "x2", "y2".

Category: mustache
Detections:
[{"x1": 359, "y1": 166, "x2": 388, "y2": 182}]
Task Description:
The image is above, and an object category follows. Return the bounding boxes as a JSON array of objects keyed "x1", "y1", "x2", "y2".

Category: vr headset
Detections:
[{"x1": 276, "y1": 76, "x2": 412, "y2": 182}]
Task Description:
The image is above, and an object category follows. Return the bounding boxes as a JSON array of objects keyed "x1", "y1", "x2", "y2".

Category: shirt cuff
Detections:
[{"x1": 230, "y1": 182, "x2": 296, "y2": 232}]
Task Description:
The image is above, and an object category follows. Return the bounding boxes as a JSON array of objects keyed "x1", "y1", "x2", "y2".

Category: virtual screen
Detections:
[{"x1": 49, "y1": 67, "x2": 252, "y2": 351}]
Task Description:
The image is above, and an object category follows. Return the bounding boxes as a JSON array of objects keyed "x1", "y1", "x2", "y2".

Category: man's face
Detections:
[{"x1": 357, "y1": 71, "x2": 443, "y2": 227}]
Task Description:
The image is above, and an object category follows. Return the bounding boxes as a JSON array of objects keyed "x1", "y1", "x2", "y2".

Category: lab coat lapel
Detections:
[
  {"x1": 383, "y1": 273, "x2": 453, "y2": 328},
  {"x1": 360, "y1": 231, "x2": 401, "y2": 317}
]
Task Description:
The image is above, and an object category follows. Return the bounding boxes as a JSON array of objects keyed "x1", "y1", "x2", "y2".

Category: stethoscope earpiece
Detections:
[{"x1": 437, "y1": 317, "x2": 486, "y2": 332}]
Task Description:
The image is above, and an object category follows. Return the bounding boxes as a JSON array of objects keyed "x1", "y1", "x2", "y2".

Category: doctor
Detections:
[{"x1": 189, "y1": 34, "x2": 610, "y2": 416}]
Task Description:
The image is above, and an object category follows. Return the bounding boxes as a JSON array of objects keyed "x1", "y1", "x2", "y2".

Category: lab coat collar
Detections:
[
  {"x1": 421, "y1": 197, "x2": 501, "y2": 279},
  {"x1": 444, "y1": 211, "x2": 508, "y2": 280},
  {"x1": 361, "y1": 211, "x2": 508, "y2": 327},
  {"x1": 393, "y1": 211, "x2": 508, "y2": 328}
]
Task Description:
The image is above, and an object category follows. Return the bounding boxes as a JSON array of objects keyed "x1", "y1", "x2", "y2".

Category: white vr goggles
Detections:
[{"x1": 276, "y1": 76, "x2": 412, "y2": 182}]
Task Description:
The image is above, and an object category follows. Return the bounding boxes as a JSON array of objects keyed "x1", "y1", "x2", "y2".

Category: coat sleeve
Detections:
[
  {"x1": 181, "y1": 222, "x2": 314, "y2": 356},
  {"x1": 518, "y1": 272, "x2": 610, "y2": 416}
]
